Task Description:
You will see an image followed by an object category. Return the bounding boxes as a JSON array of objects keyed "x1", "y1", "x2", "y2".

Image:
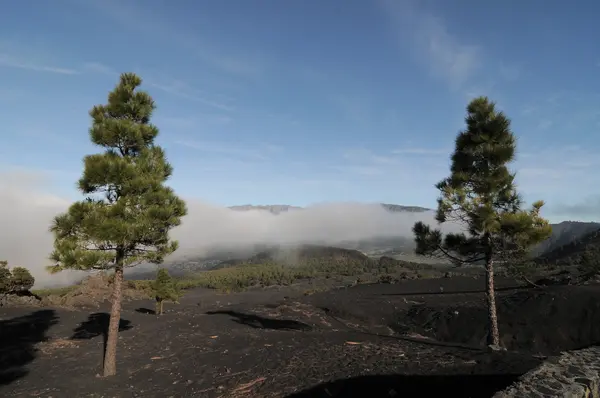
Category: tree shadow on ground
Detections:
[
  {"x1": 0, "y1": 309, "x2": 59, "y2": 385},
  {"x1": 135, "y1": 308, "x2": 156, "y2": 315},
  {"x1": 318, "y1": 306, "x2": 485, "y2": 351},
  {"x1": 70, "y1": 313, "x2": 133, "y2": 362},
  {"x1": 380, "y1": 285, "x2": 533, "y2": 297},
  {"x1": 285, "y1": 373, "x2": 520, "y2": 397},
  {"x1": 206, "y1": 310, "x2": 313, "y2": 331}
]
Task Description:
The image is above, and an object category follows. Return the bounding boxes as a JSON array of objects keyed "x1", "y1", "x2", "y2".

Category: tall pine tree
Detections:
[
  {"x1": 48, "y1": 73, "x2": 187, "y2": 376},
  {"x1": 413, "y1": 96, "x2": 551, "y2": 348}
]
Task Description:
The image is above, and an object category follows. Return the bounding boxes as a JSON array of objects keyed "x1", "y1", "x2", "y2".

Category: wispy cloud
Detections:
[
  {"x1": 174, "y1": 140, "x2": 281, "y2": 161},
  {"x1": 393, "y1": 147, "x2": 449, "y2": 155},
  {"x1": 18, "y1": 128, "x2": 75, "y2": 146},
  {"x1": 552, "y1": 196, "x2": 600, "y2": 219},
  {"x1": 331, "y1": 95, "x2": 372, "y2": 126},
  {"x1": 0, "y1": 53, "x2": 78, "y2": 75},
  {"x1": 83, "y1": 61, "x2": 116, "y2": 75},
  {"x1": 330, "y1": 164, "x2": 384, "y2": 176},
  {"x1": 498, "y1": 64, "x2": 521, "y2": 82},
  {"x1": 1, "y1": 52, "x2": 236, "y2": 113},
  {"x1": 520, "y1": 91, "x2": 600, "y2": 135},
  {"x1": 514, "y1": 145, "x2": 600, "y2": 205},
  {"x1": 156, "y1": 114, "x2": 233, "y2": 130},
  {"x1": 0, "y1": 88, "x2": 27, "y2": 102},
  {"x1": 76, "y1": 0, "x2": 265, "y2": 78},
  {"x1": 264, "y1": 144, "x2": 284, "y2": 153},
  {"x1": 81, "y1": 61, "x2": 235, "y2": 111},
  {"x1": 148, "y1": 80, "x2": 234, "y2": 111},
  {"x1": 335, "y1": 147, "x2": 448, "y2": 181},
  {"x1": 536, "y1": 119, "x2": 554, "y2": 130},
  {"x1": 335, "y1": 142, "x2": 600, "y2": 210},
  {"x1": 380, "y1": 0, "x2": 481, "y2": 89},
  {"x1": 463, "y1": 81, "x2": 497, "y2": 101}
]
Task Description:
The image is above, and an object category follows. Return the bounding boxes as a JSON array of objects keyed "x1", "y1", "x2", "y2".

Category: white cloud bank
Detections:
[{"x1": 0, "y1": 170, "x2": 458, "y2": 288}]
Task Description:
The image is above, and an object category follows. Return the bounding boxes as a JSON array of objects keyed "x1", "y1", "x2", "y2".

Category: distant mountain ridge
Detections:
[
  {"x1": 533, "y1": 221, "x2": 600, "y2": 256},
  {"x1": 537, "y1": 224, "x2": 600, "y2": 265},
  {"x1": 228, "y1": 203, "x2": 431, "y2": 214},
  {"x1": 228, "y1": 204, "x2": 302, "y2": 214},
  {"x1": 161, "y1": 204, "x2": 599, "y2": 274},
  {"x1": 221, "y1": 205, "x2": 600, "y2": 260}
]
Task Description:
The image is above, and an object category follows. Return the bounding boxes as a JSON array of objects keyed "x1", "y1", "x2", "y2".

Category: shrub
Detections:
[
  {"x1": 11, "y1": 267, "x2": 35, "y2": 291},
  {"x1": 0, "y1": 261, "x2": 36, "y2": 294},
  {"x1": 152, "y1": 268, "x2": 181, "y2": 315}
]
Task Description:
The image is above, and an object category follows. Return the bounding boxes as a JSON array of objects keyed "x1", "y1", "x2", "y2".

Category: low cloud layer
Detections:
[
  {"x1": 552, "y1": 196, "x2": 600, "y2": 221},
  {"x1": 0, "y1": 170, "x2": 457, "y2": 288},
  {"x1": 170, "y1": 201, "x2": 448, "y2": 257}
]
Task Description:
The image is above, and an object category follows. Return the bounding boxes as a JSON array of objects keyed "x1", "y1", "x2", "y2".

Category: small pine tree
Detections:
[
  {"x1": 579, "y1": 250, "x2": 600, "y2": 277},
  {"x1": 152, "y1": 268, "x2": 181, "y2": 315},
  {"x1": 413, "y1": 96, "x2": 552, "y2": 348},
  {"x1": 0, "y1": 262, "x2": 35, "y2": 294},
  {"x1": 48, "y1": 73, "x2": 187, "y2": 376},
  {"x1": 0, "y1": 261, "x2": 12, "y2": 293},
  {"x1": 11, "y1": 267, "x2": 35, "y2": 292}
]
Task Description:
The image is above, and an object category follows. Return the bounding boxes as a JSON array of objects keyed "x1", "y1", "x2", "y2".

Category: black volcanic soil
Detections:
[{"x1": 1, "y1": 276, "x2": 599, "y2": 398}]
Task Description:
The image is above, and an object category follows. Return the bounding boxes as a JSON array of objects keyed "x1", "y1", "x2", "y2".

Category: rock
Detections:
[
  {"x1": 379, "y1": 275, "x2": 395, "y2": 284},
  {"x1": 0, "y1": 293, "x2": 42, "y2": 307},
  {"x1": 38, "y1": 273, "x2": 150, "y2": 309},
  {"x1": 487, "y1": 344, "x2": 506, "y2": 352},
  {"x1": 494, "y1": 346, "x2": 600, "y2": 397}
]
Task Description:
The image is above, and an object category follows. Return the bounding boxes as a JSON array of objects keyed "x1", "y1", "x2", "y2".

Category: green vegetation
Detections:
[
  {"x1": 31, "y1": 285, "x2": 78, "y2": 297},
  {"x1": 177, "y1": 252, "x2": 428, "y2": 292},
  {"x1": 47, "y1": 73, "x2": 187, "y2": 377},
  {"x1": 578, "y1": 249, "x2": 600, "y2": 277},
  {"x1": 538, "y1": 227, "x2": 600, "y2": 272},
  {"x1": 30, "y1": 248, "x2": 431, "y2": 301},
  {"x1": 413, "y1": 96, "x2": 552, "y2": 348},
  {"x1": 152, "y1": 268, "x2": 181, "y2": 315},
  {"x1": 0, "y1": 261, "x2": 35, "y2": 294}
]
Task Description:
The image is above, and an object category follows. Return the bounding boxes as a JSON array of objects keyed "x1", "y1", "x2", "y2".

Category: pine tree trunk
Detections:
[
  {"x1": 485, "y1": 256, "x2": 501, "y2": 348},
  {"x1": 160, "y1": 300, "x2": 164, "y2": 315},
  {"x1": 103, "y1": 259, "x2": 124, "y2": 377},
  {"x1": 155, "y1": 298, "x2": 161, "y2": 315}
]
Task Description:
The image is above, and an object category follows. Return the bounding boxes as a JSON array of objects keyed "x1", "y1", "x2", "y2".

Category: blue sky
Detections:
[{"x1": 1, "y1": 0, "x2": 599, "y2": 221}]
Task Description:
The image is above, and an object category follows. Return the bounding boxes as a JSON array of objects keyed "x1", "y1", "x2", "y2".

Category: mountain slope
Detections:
[
  {"x1": 228, "y1": 205, "x2": 302, "y2": 214},
  {"x1": 533, "y1": 221, "x2": 600, "y2": 256},
  {"x1": 228, "y1": 203, "x2": 430, "y2": 214},
  {"x1": 210, "y1": 244, "x2": 430, "y2": 276},
  {"x1": 537, "y1": 226, "x2": 600, "y2": 265},
  {"x1": 216, "y1": 244, "x2": 371, "y2": 268},
  {"x1": 165, "y1": 204, "x2": 598, "y2": 273}
]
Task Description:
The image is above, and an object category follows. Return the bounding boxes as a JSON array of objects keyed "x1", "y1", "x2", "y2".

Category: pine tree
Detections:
[
  {"x1": 48, "y1": 73, "x2": 187, "y2": 376},
  {"x1": 152, "y1": 268, "x2": 181, "y2": 315},
  {"x1": 0, "y1": 261, "x2": 12, "y2": 293},
  {"x1": 0, "y1": 261, "x2": 35, "y2": 294},
  {"x1": 413, "y1": 96, "x2": 552, "y2": 348},
  {"x1": 10, "y1": 266, "x2": 35, "y2": 292},
  {"x1": 579, "y1": 250, "x2": 600, "y2": 277}
]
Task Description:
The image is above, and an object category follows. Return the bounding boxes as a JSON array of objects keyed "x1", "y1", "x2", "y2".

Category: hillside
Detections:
[
  {"x1": 226, "y1": 205, "x2": 595, "y2": 254},
  {"x1": 537, "y1": 226, "x2": 600, "y2": 265},
  {"x1": 532, "y1": 221, "x2": 600, "y2": 256},
  {"x1": 205, "y1": 244, "x2": 453, "y2": 281},
  {"x1": 380, "y1": 203, "x2": 430, "y2": 212},
  {"x1": 7, "y1": 275, "x2": 599, "y2": 397},
  {"x1": 159, "y1": 206, "x2": 598, "y2": 275},
  {"x1": 216, "y1": 244, "x2": 372, "y2": 268},
  {"x1": 228, "y1": 204, "x2": 302, "y2": 214},
  {"x1": 228, "y1": 203, "x2": 430, "y2": 214}
]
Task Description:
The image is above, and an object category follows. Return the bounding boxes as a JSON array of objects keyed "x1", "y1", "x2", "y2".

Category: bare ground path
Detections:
[{"x1": 1, "y1": 276, "x2": 597, "y2": 397}]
